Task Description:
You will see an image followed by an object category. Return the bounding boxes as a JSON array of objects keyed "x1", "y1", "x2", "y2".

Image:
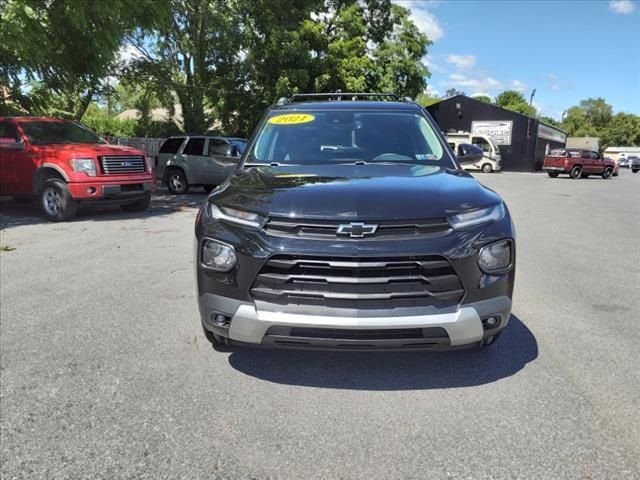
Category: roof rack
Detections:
[{"x1": 277, "y1": 92, "x2": 412, "y2": 105}]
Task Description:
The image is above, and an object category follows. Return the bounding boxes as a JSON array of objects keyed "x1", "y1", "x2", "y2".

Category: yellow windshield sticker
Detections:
[{"x1": 269, "y1": 114, "x2": 315, "y2": 125}]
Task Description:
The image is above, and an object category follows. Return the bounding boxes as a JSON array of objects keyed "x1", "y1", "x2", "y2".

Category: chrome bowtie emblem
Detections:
[
  {"x1": 121, "y1": 162, "x2": 132, "y2": 167},
  {"x1": 336, "y1": 222, "x2": 378, "y2": 238}
]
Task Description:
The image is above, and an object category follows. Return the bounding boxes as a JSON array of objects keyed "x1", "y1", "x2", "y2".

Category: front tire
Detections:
[
  {"x1": 481, "y1": 163, "x2": 493, "y2": 173},
  {"x1": 602, "y1": 167, "x2": 613, "y2": 179},
  {"x1": 39, "y1": 179, "x2": 78, "y2": 222},
  {"x1": 166, "y1": 169, "x2": 189, "y2": 194},
  {"x1": 120, "y1": 193, "x2": 151, "y2": 212},
  {"x1": 547, "y1": 172, "x2": 559, "y2": 178},
  {"x1": 633, "y1": 169, "x2": 639, "y2": 173},
  {"x1": 569, "y1": 166, "x2": 582, "y2": 179}
]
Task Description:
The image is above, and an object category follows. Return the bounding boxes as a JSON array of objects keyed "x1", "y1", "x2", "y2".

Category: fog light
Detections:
[
  {"x1": 86, "y1": 187, "x2": 96, "y2": 194},
  {"x1": 201, "y1": 239, "x2": 237, "y2": 272},
  {"x1": 486, "y1": 316, "x2": 498, "y2": 327},
  {"x1": 213, "y1": 313, "x2": 230, "y2": 327},
  {"x1": 478, "y1": 240, "x2": 512, "y2": 274}
]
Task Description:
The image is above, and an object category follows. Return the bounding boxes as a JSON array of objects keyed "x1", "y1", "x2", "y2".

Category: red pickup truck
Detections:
[
  {"x1": 543, "y1": 148, "x2": 616, "y2": 179},
  {"x1": 0, "y1": 117, "x2": 154, "y2": 221}
]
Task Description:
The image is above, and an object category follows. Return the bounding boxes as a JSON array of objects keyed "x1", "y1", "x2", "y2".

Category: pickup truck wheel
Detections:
[
  {"x1": 120, "y1": 193, "x2": 151, "y2": 212},
  {"x1": 166, "y1": 169, "x2": 189, "y2": 194},
  {"x1": 39, "y1": 179, "x2": 78, "y2": 222},
  {"x1": 481, "y1": 163, "x2": 493, "y2": 173},
  {"x1": 601, "y1": 167, "x2": 613, "y2": 179},
  {"x1": 202, "y1": 185, "x2": 215, "y2": 193},
  {"x1": 569, "y1": 166, "x2": 582, "y2": 179},
  {"x1": 633, "y1": 169, "x2": 639, "y2": 173},
  {"x1": 547, "y1": 172, "x2": 559, "y2": 178}
]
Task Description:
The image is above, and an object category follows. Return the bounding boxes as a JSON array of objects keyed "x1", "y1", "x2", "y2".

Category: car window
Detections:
[
  {"x1": 581, "y1": 151, "x2": 590, "y2": 159},
  {"x1": 249, "y1": 110, "x2": 448, "y2": 165},
  {"x1": 591, "y1": 151, "x2": 600, "y2": 160},
  {"x1": 229, "y1": 140, "x2": 247, "y2": 154},
  {"x1": 471, "y1": 136, "x2": 491, "y2": 153},
  {"x1": 19, "y1": 121, "x2": 103, "y2": 145},
  {"x1": 207, "y1": 138, "x2": 226, "y2": 155},
  {"x1": 0, "y1": 121, "x2": 20, "y2": 143},
  {"x1": 183, "y1": 138, "x2": 206, "y2": 156},
  {"x1": 159, "y1": 137, "x2": 184, "y2": 154}
]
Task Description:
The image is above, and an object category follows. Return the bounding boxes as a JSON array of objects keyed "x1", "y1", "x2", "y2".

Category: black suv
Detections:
[{"x1": 195, "y1": 93, "x2": 515, "y2": 351}]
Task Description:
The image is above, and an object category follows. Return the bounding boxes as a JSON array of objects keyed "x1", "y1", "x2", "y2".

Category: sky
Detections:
[{"x1": 395, "y1": 0, "x2": 640, "y2": 119}]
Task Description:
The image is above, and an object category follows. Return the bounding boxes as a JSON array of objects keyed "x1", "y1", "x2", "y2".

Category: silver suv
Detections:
[{"x1": 156, "y1": 136, "x2": 247, "y2": 194}]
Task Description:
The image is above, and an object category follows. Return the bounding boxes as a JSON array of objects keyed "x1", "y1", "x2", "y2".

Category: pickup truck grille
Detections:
[
  {"x1": 99, "y1": 155, "x2": 146, "y2": 175},
  {"x1": 264, "y1": 217, "x2": 450, "y2": 239},
  {"x1": 251, "y1": 255, "x2": 465, "y2": 310}
]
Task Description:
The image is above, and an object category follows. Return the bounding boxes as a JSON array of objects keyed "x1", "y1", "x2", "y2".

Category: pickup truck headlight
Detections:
[
  {"x1": 449, "y1": 203, "x2": 505, "y2": 230},
  {"x1": 208, "y1": 203, "x2": 263, "y2": 228},
  {"x1": 201, "y1": 238, "x2": 237, "y2": 272},
  {"x1": 478, "y1": 239, "x2": 513, "y2": 274},
  {"x1": 70, "y1": 158, "x2": 96, "y2": 177}
]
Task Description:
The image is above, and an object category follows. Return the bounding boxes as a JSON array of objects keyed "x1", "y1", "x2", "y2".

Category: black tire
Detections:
[
  {"x1": 120, "y1": 193, "x2": 151, "y2": 212},
  {"x1": 39, "y1": 178, "x2": 78, "y2": 222},
  {"x1": 569, "y1": 165, "x2": 582, "y2": 179},
  {"x1": 632, "y1": 169, "x2": 639, "y2": 173},
  {"x1": 580, "y1": 173, "x2": 589, "y2": 178},
  {"x1": 166, "y1": 169, "x2": 189, "y2": 194},
  {"x1": 481, "y1": 163, "x2": 493, "y2": 173},
  {"x1": 547, "y1": 172, "x2": 559, "y2": 178},
  {"x1": 601, "y1": 167, "x2": 613, "y2": 179},
  {"x1": 202, "y1": 185, "x2": 215, "y2": 193}
]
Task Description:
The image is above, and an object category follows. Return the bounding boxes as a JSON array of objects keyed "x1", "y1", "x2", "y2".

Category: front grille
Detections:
[
  {"x1": 251, "y1": 255, "x2": 465, "y2": 310},
  {"x1": 264, "y1": 216, "x2": 450, "y2": 239},
  {"x1": 99, "y1": 155, "x2": 146, "y2": 175}
]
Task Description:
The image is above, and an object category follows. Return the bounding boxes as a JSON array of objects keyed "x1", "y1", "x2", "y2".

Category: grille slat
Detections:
[
  {"x1": 251, "y1": 255, "x2": 465, "y2": 310},
  {"x1": 265, "y1": 216, "x2": 450, "y2": 239},
  {"x1": 99, "y1": 155, "x2": 146, "y2": 175}
]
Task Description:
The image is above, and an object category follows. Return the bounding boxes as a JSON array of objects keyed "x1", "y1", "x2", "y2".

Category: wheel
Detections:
[
  {"x1": 39, "y1": 178, "x2": 78, "y2": 222},
  {"x1": 166, "y1": 169, "x2": 189, "y2": 194},
  {"x1": 202, "y1": 185, "x2": 215, "y2": 193},
  {"x1": 580, "y1": 173, "x2": 589, "y2": 178},
  {"x1": 569, "y1": 166, "x2": 582, "y2": 179},
  {"x1": 120, "y1": 193, "x2": 151, "y2": 212},
  {"x1": 632, "y1": 169, "x2": 638, "y2": 173},
  {"x1": 601, "y1": 167, "x2": 613, "y2": 179},
  {"x1": 547, "y1": 172, "x2": 559, "y2": 178},
  {"x1": 481, "y1": 163, "x2": 493, "y2": 173}
]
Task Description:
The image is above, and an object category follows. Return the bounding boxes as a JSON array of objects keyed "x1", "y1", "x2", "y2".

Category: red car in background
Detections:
[
  {"x1": 0, "y1": 117, "x2": 154, "y2": 221},
  {"x1": 543, "y1": 148, "x2": 616, "y2": 179}
]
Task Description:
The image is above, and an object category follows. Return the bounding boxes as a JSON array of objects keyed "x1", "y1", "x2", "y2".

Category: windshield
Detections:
[
  {"x1": 247, "y1": 110, "x2": 449, "y2": 166},
  {"x1": 19, "y1": 121, "x2": 104, "y2": 145}
]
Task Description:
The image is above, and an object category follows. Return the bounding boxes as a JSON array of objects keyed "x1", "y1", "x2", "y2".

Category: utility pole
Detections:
[
  {"x1": 526, "y1": 88, "x2": 536, "y2": 139},
  {"x1": 106, "y1": 75, "x2": 111, "y2": 119}
]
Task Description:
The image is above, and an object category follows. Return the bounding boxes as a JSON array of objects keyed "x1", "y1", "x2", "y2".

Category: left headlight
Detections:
[
  {"x1": 70, "y1": 158, "x2": 96, "y2": 177},
  {"x1": 208, "y1": 203, "x2": 263, "y2": 228},
  {"x1": 449, "y1": 203, "x2": 505, "y2": 230},
  {"x1": 478, "y1": 239, "x2": 513, "y2": 274},
  {"x1": 200, "y1": 238, "x2": 237, "y2": 272}
]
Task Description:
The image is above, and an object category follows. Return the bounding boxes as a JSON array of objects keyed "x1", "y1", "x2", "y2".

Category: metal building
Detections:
[{"x1": 427, "y1": 95, "x2": 567, "y2": 172}]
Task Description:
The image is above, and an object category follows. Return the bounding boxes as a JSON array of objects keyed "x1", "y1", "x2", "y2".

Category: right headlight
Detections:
[
  {"x1": 208, "y1": 203, "x2": 263, "y2": 228},
  {"x1": 449, "y1": 203, "x2": 505, "y2": 230},
  {"x1": 200, "y1": 238, "x2": 237, "y2": 272},
  {"x1": 478, "y1": 239, "x2": 513, "y2": 274}
]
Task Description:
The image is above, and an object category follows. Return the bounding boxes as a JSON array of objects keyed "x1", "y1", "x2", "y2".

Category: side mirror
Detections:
[
  {"x1": 456, "y1": 143, "x2": 483, "y2": 164},
  {"x1": 0, "y1": 139, "x2": 25, "y2": 150},
  {"x1": 211, "y1": 143, "x2": 238, "y2": 158}
]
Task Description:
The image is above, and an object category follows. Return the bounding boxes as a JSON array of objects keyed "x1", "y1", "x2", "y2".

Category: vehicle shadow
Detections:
[
  {"x1": 0, "y1": 189, "x2": 205, "y2": 230},
  {"x1": 226, "y1": 314, "x2": 537, "y2": 390}
]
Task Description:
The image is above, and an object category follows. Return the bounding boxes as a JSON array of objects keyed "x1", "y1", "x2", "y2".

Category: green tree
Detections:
[
  {"x1": 444, "y1": 88, "x2": 464, "y2": 98},
  {"x1": 494, "y1": 90, "x2": 536, "y2": 117},
  {"x1": 416, "y1": 92, "x2": 440, "y2": 107},
  {"x1": 0, "y1": 0, "x2": 159, "y2": 119},
  {"x1": 473, "y1": 95, "x2": 492, "y2": 104},
  {"x1": 538, "y1": 116, "x2": 560, "y2": 127}
]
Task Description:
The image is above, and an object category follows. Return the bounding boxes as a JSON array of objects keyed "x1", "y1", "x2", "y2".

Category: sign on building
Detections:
[
  {"x1": 538, "y1": 124, "x2": 567, "y2": 144},
  {"x1": 471, "y1": 120, "x2": 513, "y2": 145}
]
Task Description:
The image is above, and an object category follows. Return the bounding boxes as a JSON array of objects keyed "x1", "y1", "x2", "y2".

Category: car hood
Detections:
[
  {"x1": 34, "y1": 143, "x2": 146, "y2": 158},
  {"x1": 211, "y1": 164, "x2": 502, "y2": 219}
]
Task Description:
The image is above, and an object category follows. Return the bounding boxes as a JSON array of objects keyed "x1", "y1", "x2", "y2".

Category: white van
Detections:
[{"x1": 445, "y1": 132, "x2": 502, "y2": 173}]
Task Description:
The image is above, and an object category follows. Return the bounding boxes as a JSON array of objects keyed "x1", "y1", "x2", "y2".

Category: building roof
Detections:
[{"x1": 604, "y1": 146, "x2": 640, "y2": 152}]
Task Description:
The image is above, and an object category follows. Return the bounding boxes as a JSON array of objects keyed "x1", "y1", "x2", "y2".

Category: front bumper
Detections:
[
  {"x1": 68, "y1": 180, "x2": 154, "y2": 200},
  {"x1": 199, "y1": 293, "x2": 512, "y2": 350}
]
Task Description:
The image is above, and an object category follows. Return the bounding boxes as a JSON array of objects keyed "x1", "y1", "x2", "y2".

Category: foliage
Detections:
[
  {"x1": 0, "y1": 0, "x2": 159, "y2": 120},
  {"x1": 444, "y1": 88, "x2": 465, "y2": 98},
  {"x1": 473, "y1": 95, "x2": 492, "y2": 104},
  {"x1": 538, "y1": 116, "x2": 559, "y2": 127},
  {"x1": 415, "y1": 92, "x2": 441, "y2": 107},
  {"x1": 494, "y1": 90, "x2": 536, "y2": 117}
]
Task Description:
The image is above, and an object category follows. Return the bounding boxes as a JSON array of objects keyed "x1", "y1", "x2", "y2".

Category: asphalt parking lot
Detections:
[{"x1": 1, "y1": 170, "x2": 639, "y2": 479}]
